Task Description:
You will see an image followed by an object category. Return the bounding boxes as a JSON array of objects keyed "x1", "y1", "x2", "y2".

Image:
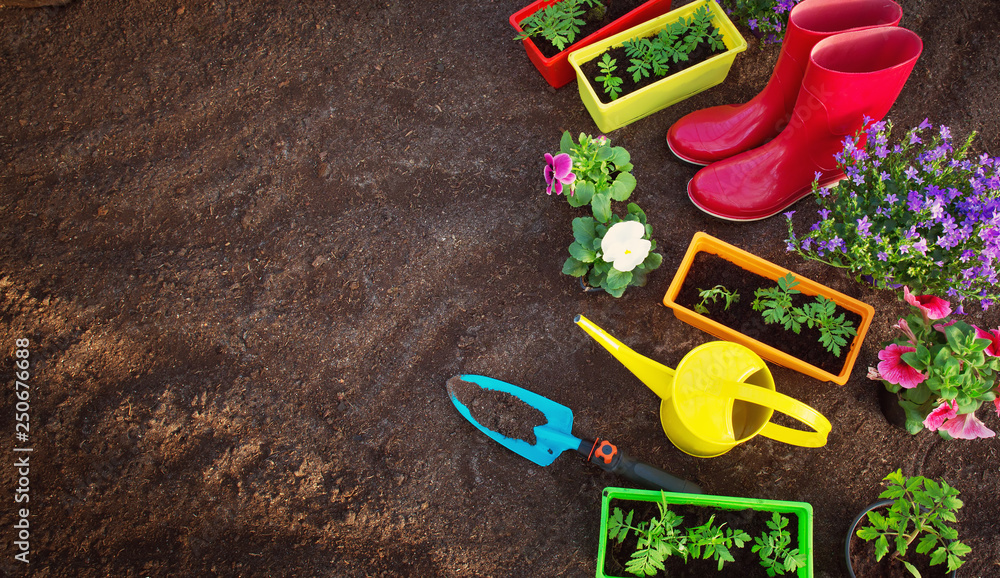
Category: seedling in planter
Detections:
[
  {"x1": 562, "y1": 203, "x2": 662, "y2": 298},
  {"x1": 693, "y1": 285, "x2": 739, "y2": 315},
  {"x1": 607, "y1": 491, "x2": 750, "y2": 576},
  {"x1": 595, "y1": 53, "x2": 623, "y2": 100},
  {"x1": 751, "y1": 273, "x2": 857, "y2": 357},
  {"x1": 556, "y1": 131, "x2": 636, "y2": 223},
  {"x1": 752, "y1": 512, "x2": 806, "y2": 576},
  {"x1": 515, "y1": 0, "x2": 605, "y2": 51},
  {"x1": 856, "y1": 469, "x2": 970, "y2": 577},
  {"x1": 595, "y1": 4, "x2": 725, "y2": 99}
]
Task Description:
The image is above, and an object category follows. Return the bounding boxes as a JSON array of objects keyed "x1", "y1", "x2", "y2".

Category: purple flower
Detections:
[
  {"x1": 940, "y1": 125, "x2": 951, "y2": 140},
  {"x1": 544, "y1": 153, "x2": 575, "y2": 196},
  {"x1": 919, "y1": 118, "x2": 932, "y2": 130},
  {"x1": 857, "y1": 216, "x2": 872, "y2": 236}
]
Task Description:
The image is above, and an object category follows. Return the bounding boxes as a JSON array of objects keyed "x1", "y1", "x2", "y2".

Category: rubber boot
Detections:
[
  {"x1": 687, "y1": 27, "x2": 923, "y2": 221},
  {"x1": 666, "y1": 0, "x2": 902, "y2": 166}
]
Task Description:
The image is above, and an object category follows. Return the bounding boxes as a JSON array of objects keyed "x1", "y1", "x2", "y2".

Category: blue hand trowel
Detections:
[{"x1": 446, "y1": 374, "x2": 702, "y2": 493}]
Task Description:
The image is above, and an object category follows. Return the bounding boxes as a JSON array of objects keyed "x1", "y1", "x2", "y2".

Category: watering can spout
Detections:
[{"x1": 574, "y1": 315, "x2": 675, "y2": 399}]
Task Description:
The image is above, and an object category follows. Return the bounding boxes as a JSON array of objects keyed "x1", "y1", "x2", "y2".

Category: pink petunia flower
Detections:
[
  {"x1": 867, "y1": 366, "x2": 883, "y2": 381},
  {"x1": 940, "y1": 413, "x2": 996, "y2": 439},
  {"x1": 973, "y1": 326, "x2": 1000, "y2": 357},
  {"x1": 994, "y1": 397, "x2": 1000, "y2": 418},
  {"x1": 903, "y1": 286, "x2": 952, "y2": 319},
  {"x1": 923, "y1": 400, "x2": 958, "y2": 431},
  {"x1": 893, "y1": 318, "x2": 918, "y2": 344},
  {"x1": 544, "y1": 153, "x2": 575, "y2": 196},
  {"x1": 877, "y1": 344, "x2": 927, "y2": 389}
]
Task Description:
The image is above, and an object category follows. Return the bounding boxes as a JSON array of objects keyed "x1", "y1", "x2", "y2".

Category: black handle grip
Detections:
[{"x1": 580, "y1": 438, "x2": 703, "y2": 494}]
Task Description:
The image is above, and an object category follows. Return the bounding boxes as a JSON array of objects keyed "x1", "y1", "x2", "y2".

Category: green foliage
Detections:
[
  {"x1": 607, "y1": 492, "x2": 749, "y2": 576},
  {"x1": 856, "y1": 470, "x2": 970, "y2": 576},
  {"x1": 562, "y1": 203, "x2": 661, "y2": 298},
  {"x1": 558, "y1": 131, "x2": 635, "y2": 222},
  {"x1": 877, "y1": 300, "x2": 1000, "y2": 437},
  {"x1": 595, "y1": 53, "x2": 623, "y2": 100},
  {"x1": 752, "y1": 512, "x2": 806, "y2": 576},
  {"x1": 693, "y1": 285, "x2": 740, "y2": 315},
  {"x1": 751, "y1": 273, "x2": 857, "y2": 357},
  {"x1": 515, "y1": 0, "x2": 602, "y2": 51},
  {"x1": 598, "y1": 5, "x2": 724, "y2": 98}
]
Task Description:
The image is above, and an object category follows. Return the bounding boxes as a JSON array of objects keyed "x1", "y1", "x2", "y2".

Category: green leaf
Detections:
[
  {"x1": 609, "y1": 172, "x2": 637, "y2": 201},
  {"x1": 562, "y1": 256, "x2": 590, "y2": 277},
  {"x1": 642, "y1": 251, "x2": 662, "y2": 271},
  {"x1": 559, "y1": 130, "x2": 574, "y2": 155},
  {"x1": 568, "y1": 241, "x2": 597, "y2": 263},
  {"x1": 572, "y1": 217, "x2": 596, "y2": 245},
  {"x1": 609, "y1": 147, "x2": 631, "y2": 168},
  {"x1": 592, "y1": 191, "x2": 612, "y2": 223},
  {"x1": 570, "y1": 180, "x2": 594, "y2": 206},
  {"x1": 605, "y1": 268, "x2": 632, "y2": 291}
]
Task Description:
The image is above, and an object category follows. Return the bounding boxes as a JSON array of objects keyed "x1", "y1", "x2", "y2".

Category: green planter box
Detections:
[
  {"x1": 597, "y1": 486, "x2": 814, "y2": 577},
  {"x1": 568, "y1": 0, "x2": 746, "y2": 132}
]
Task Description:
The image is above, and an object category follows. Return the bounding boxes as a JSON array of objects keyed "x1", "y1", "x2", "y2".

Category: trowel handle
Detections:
[{"x1": 579, "y1": 439, "x2": 703, "y2": 494}]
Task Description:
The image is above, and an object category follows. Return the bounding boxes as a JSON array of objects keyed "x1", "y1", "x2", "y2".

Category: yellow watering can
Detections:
[{"x1": 575, "y1": 315, "x2": 831, "y2": 458}]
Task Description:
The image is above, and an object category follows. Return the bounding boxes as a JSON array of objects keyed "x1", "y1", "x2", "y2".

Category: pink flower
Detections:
[
  {"x1": 867, "y1": 367, "x2": 883, "y2": 381},
  {"x1": 973, "y1": 326, "x2": 1000, "y2": 357},
  {"x1": 544, "y1": 153, "x2": 575, "y2": 196},
  {"x1": 877, "y1": 344, "x2": 927, "y2": 389},
  {"x1": 940, "y1": 413, "x2": 996, "y2": 439},
  {"x1": 893, "y1": 318, "x2": 917, "y2": 343},
  {"x1": 923, "y1": 400, "x2": 958, "y2": 431},
  {"x1": 903, "y1": 286, "x2": 952, "y2": 319},
  {"x1": 994, "y1": 397, "x2": 1000, "y2": 418}
]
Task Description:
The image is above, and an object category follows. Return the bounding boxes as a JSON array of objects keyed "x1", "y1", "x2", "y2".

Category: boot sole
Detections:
[
  {"x1": 666, "y1": 137, "x2": 711, "y2": 167},
  {"x1": 686, "y1": 176, "x2": 845, "y2": 222}
]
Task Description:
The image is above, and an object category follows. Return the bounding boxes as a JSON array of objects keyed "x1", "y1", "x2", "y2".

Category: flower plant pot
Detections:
[
  {"x1": 597, "y1": 486, "x2": 814, "y2": 578},
  {"x1": 510, "y1": 0, "x2": 675, "y2": 89},
  {"x1": 663, "y1": 232, "x2": 875, "y2": 385},
  {"x1": 844, "y1": 500, "x2": 958, "y2": 578},
  {"x1": 568, "y1": 0, "x2": 746, "y2": 132}
]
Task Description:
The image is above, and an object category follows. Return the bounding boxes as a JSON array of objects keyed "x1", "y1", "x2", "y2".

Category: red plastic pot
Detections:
[{"x1": 509, "y1": 0, "x2": 674, "y2": 89}]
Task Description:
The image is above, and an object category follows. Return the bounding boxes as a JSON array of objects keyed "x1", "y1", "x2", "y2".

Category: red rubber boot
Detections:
[
  {"x1": 666, "y1": 0, "x2": 902, "y2": 166},
  {"x1": 687, "y1": 27, "x2": 922, "y2": 221}
]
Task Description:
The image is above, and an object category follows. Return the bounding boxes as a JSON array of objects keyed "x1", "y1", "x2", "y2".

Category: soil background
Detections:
[{"x1": 1, "y1": 0, "x2": 998, "y2": 576}]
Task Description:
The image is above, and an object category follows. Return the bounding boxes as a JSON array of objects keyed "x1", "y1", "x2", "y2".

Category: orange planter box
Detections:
[{"x1": 663, "y1": 232, "x2": 874, "y2": 385}]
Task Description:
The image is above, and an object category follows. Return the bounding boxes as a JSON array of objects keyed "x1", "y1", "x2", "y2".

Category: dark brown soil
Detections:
[
  {"x1": 1, "y1": 0, "x2": 999, "y2": 576},
  {"x1": 523, "y1": 0, "x2": 645, "y2": 59},
  {"x1": 675, "y1": 252, "x2": 862, "y2": 375},
  {"x1": 581, "y1": 36, "x2": 725, "y2": 103},
  {"x1": 446, "y1": 375, "x2": 546, "y2": 443}
]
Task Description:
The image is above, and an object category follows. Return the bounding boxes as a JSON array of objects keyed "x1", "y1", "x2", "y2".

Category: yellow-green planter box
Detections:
[{"x1": 568, "y1": 0, "x2": 745, "y2": 133}]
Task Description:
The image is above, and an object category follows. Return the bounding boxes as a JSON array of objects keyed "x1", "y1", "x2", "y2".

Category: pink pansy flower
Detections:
[
  {"x1": 973, "y1": 325, "x2": 1000, "y2": 357},
  {"x1": 903, "y1": 286, "x2": 952, "y2": 319},
  {"x1": 877, "y1": 344, "x2": 927, "y2": 389},
  {"x1": 940, "y1": 413, "x2": 996, "y2": 440},
  {"x1": 544, "y1": 153, "x2": 575, "y2": 196},
  {"x1": 923, "y1": 400, "x2": 958, "y2": 431}
]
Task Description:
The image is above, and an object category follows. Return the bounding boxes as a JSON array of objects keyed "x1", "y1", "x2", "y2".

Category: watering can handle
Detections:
[{"x1": 727, "y1": 382, "x2": 832, "y2": 448}]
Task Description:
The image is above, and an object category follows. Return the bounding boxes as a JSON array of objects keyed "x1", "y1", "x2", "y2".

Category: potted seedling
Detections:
[
  {"x1": 598, "y1": 487, "x2": 813, "y2": 577},
  {"x1": 510, "y1": 0, "x2": 675, "y2": 89},
  {"x1": 845, "y1": 469, "x2": 968, "y2": 577},
  {"x1": 567, "y1": 0, "x2": 746, "y2": 132},
  {"x1": 663, "y1": 232, "x2": 874, "y2": 385},
  {"x1": 561, "y1": 203, "x2": 662, "y2": 297}
]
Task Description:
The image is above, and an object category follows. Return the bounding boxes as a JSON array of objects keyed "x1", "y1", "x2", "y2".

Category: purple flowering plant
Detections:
[
  {"x1": 719, "y1": 0, "x2": 802, "y2": 45},
  {"x1": 869, "y1": 287, "x2": 1000, "y2": 440},
  {"x1": 785, "y1": 119, "x2": 1000, "y2": 311},
  {"x1": 550, "y1": 131, "x2": 636, "y2": 223}
]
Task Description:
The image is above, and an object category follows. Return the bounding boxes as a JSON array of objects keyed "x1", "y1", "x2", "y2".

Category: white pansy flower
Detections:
[{"x1": 600, "y1": 221, "x2": 651, "y2": 272}]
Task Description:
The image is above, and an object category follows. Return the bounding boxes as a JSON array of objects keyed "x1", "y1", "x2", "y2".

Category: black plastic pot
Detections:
[
  {"x1": 845, "y1": 499, "x2": 957, "y2": 577},
  {"x1": 876, "y1": 385, "x2": 908, "y2": 430}
]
